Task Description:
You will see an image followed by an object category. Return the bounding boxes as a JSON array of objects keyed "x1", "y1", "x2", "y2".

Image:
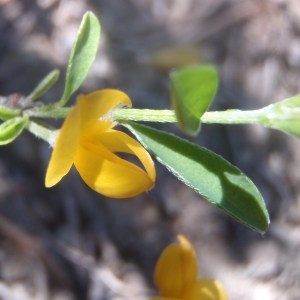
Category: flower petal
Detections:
[
  {"x1": 154, "y1": 235, "x2": 197, "y2": 298},
  {"x1": 45, "y1": 104, "x2": 80, "y2": 187},
  {"x1": 74, "y1": 140, "x2": 154, "y2": 198},
  {"x1": 177, "y1": 235, "x2": 198, "y2": 286},
  {"x1": 77, "y1": 89, "x2": 132, "y2": 130},
  {"x1": 154, "y1": 243, "x2": 185, "y2": 298},
  {"x1": 86, "y1": 126, "x2": 156, "y2": 183},
  {"x1": 183, "y1": 279, "x2": 228, "y2": 300}
]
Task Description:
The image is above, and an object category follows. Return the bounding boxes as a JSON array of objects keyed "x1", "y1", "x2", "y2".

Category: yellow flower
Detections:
[
  {"x1": 45, "y1": 89, "x2": 156, "y2": 198},
  {"x1": 152, "y1": 235, "x2": 227, "y2": 300}
]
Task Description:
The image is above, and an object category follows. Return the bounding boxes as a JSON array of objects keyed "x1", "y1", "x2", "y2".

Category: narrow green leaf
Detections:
[
  {"x1": 59, "y1": 12, "x2": 100, "y2": 106},
  {"x1": 170, "y1": 64, "x2": 218, "y2": 135},
  {"x1": 126, "y1": 122, "x2": 269, "y2": 233},
  {"x1": 0, "y1": 104, "x2": 21, "y2": 120},
  {"x1": 0, "y1": 117, "x2": 29, "y2": 145},
  {"x1": 27, "y1": 69, "x2": 60, "y2": 101}
]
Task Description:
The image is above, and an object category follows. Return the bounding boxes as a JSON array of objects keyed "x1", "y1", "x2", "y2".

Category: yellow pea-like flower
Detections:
[
  {"x1": 152, "y1": 235, "x2": 228, "y2": 300},
  {"x1": 45, "y1": 89, "x2": 156, "y2": 198}
]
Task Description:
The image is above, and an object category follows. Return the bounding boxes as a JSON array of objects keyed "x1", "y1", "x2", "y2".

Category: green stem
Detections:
[
  {"x1": 24, "y1": 106, "x2": 71, "y2": 118},
  {"x1": 112, "y1": 109, "x2": 177, "y2": 123},
  {"x1": 25, "y1": 105, "x2": 267, "y2": 126},
  {"x1": 202, "y1": 109, "x2": 266, "y2": 124},
  {"x1": 27, "y1": 121, "x2": 58, "y2": 147},
  {"x1": 112, "y1": 108, "x2": 266, "y2": 125},
  {"x1": 24, "y1": 107, "x2": 269, "y2": 147}
]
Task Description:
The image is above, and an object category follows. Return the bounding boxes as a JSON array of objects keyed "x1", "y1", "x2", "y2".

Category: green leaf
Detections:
[
  {"x1": 0, "y1": 117, "x2": 29, "y2": 145},
  {"x1": 0, "y1": 105, "x2": 21, "y2": 120},
  {"x1": 126, "y1": 122, "x2": 269, "y2": 233},
  {"x1": 260, "y1": 94, "x2": 300, "y2": 138},
  {"x1": 59, "y1": 12, "x2": 101, "y2": 106},
  {"x1": 170, "y1": 64, "x2": 218, "y2": 135},
  {"x1": 27, "y1": 69, "x2": 60, "y2": 101}
]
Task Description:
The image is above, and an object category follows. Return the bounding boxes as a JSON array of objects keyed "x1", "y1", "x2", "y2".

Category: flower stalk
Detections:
[
  {"x1": 24, "y1": 106, "x2": 71, "y2": 119},
  {"x1": 25, "y1": 105, "x2": 268, "y2": 124},
  {"x1": 25, "y1": 106, "x2": 270, "y2": 144},
  {"x1": 27, "y1": 121, "x2": 58, "y2": 147},
  {"x1": 112, "y1": 107, "x2": 267, "y2": 124}
]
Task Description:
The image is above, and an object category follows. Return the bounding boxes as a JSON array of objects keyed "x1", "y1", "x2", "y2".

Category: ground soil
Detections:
[{"x1": 1, "y1": 1, "x2": 300, "y2": 299}]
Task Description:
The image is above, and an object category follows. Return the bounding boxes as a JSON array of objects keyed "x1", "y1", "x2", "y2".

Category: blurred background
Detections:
[{"x1": 1, "y1": 0, "x2": 300, "y2": 299}]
